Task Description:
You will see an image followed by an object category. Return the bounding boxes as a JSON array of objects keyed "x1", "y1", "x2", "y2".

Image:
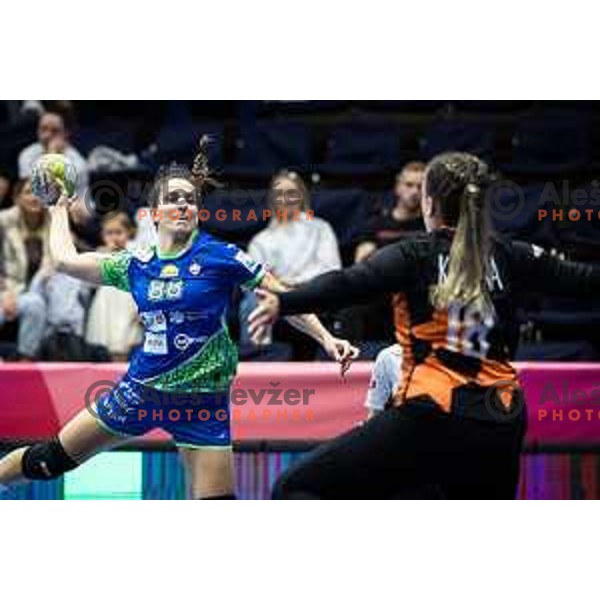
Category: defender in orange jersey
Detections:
[{"x1": 250, "y1": 152, "x2": 600, "y2": 499}]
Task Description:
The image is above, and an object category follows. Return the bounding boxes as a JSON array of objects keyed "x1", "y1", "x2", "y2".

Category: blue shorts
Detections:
[{"x1": 95, "y1": 375, "x2": 231, "y2": 448}]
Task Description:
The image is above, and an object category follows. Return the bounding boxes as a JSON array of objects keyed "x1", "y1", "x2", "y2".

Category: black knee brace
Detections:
[{"x1": 21, "y1": 438, "x2": 79, "y2": 480}]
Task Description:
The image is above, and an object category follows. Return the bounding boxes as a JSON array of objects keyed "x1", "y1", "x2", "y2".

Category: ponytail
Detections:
[
  {"x1": 190, "y1": 135, "x2": 220, "y2": 193},
  {"x1": 427, "y1": 153, "x2": 493, "y2": 312},
  {"x1": 150, "y1": 134, "x2": 221, "y2": 207}
]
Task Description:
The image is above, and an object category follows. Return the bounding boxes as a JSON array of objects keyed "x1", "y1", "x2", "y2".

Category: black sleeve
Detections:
[
  {"x1": 279, "y1": 240, "x2": 420, "y2": 315},
  {"x1": 511, "y1": 241, "x2": 600, "y2": 296}
]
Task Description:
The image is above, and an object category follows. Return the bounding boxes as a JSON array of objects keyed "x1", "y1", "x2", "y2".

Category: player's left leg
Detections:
[
  {"x1": 0, "y1": 405, "x2": 128, "y2": 486},
  {"x1": 179, "y1": 447, "x2": 235, "y2": 499},
  {"x1": 168, "y1": 389, "x2": 235, "y2": 499}
]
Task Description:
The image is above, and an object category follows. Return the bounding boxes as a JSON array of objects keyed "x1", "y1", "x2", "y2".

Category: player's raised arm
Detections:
[
  {"x1": 48, "y1": 195, "x2": 105, "y2": 285},
  {"x1": 248, "y1": 241, "x2": 419, "y2": 337},
  {"x1": 511, "y1": 241, "x2": 600, "y2": 295},
  {"x1": 253, "y1": 270, "x2": 359, "y2": 375}
]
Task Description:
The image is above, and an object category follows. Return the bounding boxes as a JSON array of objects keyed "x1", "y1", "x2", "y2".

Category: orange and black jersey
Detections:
[{"x1": 279, "y1": 229, "x2": 600, "y2": 412}]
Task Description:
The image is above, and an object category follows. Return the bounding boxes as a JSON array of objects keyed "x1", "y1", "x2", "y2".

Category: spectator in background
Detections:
[
  {"x1": 354, "y1": 161, "x2": 426, "y2": 263},
  {"x1": 18, "y1": 111, "x2": 89, "y2": 198},
  {"x1": 67, "y1": 197, "x2": 101, "y2": 252},
  {"x1": 249, "y1": 170, "x2": 341, "y2": 283},
  {"x1": 343, "y1": 162, "x2": 426, "y2": 357},
  {"x1": 239, "y1": 170, "x2": 342, "y2": 358},
  {"x1": 0, "y1": 175, "x2": 11, "y2": 208},
  {"x1": 85, "y1": 213, "x2": 142, "y2": 361},
  {"x1": 0, "y1": 179, "x2": 48, "y2": 359}
]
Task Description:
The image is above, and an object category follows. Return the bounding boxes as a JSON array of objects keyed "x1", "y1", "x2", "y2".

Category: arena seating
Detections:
[
  {"x1": 420, "y1": 118, "x2": 496, "y2": 161},
  {"x1": 503, "y1": 111, "x2": 590, "y2": 174},
  {"x1": 2, "y1": 100, "x2": 600, "y2": 356},
  {"x1": 154, "y1": 121, "x2": 224, "y2": 166},
  {"x1": 226, "y1": 121, "x2": 313, "y2": 177},
  {"x1": 318, "y1": 122, "x2": 408, "y2": 175}
]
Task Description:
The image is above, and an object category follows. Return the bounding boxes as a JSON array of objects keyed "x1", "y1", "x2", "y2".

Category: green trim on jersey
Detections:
[
  {"x1": 157, "y1": 230, "x2": 199, "y2": 260},
  {"x1": 242, "y1": 268, "x2": 266, "y2": 291},
  {"x1": 99, "y1": 250, "x2": 133, "y2": 292},
  {"x1": 140, "y1": 328, "x2": 238, "y2": 393}
]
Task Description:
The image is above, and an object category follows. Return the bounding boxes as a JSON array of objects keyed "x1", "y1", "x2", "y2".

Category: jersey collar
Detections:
[{"x1": 156, "y1": 229, "x2": 200, "y2": 260}]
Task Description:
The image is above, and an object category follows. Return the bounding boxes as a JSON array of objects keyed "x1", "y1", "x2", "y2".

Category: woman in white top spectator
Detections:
[{"x1": 240, "y1": 170, "x2": 342, "y2": 356}]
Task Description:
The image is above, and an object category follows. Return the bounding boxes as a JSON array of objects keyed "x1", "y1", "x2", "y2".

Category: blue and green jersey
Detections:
[{"x1": 99, "y1": 230, "x2": 265, "y2": 393}]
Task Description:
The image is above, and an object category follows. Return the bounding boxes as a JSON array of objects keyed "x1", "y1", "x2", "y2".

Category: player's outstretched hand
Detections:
[
  {"x1": 322, "y1": 336, "x2": 360, "y2": 377},
  {"x1": 248, "y1": 288, "x2": 280, "y2": 339}
]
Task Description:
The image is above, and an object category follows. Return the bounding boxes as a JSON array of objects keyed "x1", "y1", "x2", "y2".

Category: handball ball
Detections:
[{"x1": 31, "y1": 153, "x2": 78, "y2": 205}]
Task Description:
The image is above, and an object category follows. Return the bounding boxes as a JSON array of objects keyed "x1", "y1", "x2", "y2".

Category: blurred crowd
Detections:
[{"x1": 0, "y1": 100, "x2": 599, "y2": 363}]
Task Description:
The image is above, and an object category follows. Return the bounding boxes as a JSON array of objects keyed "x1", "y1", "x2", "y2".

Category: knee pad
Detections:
[{"x1": 21, "y1": 438, "x2": 79, "y2": 480}]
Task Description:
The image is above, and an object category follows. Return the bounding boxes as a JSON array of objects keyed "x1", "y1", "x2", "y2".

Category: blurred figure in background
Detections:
[
  {"x1": 354, "y1": 161, "x2": 426, "y2": 263},
  {"x1": 18, "y1": 111, "x2": 89, "y2": 197},
  {"x1": 0, "y1": 179, "x2": 97, "y2": 361},
  {"x1": 0, "y1": 174, "x2": 11, "y2": 208},
  {"x1": 67, "y1": 197, "x2": 101, "y2": 252},
  {"x1": 85, "y1": 212, "x2": 142, "y2": 361},
  {"x1": 239, "y1": 170, "x2": 342, "y2": 359},
  {"x1": 364, "y1": 344, "x2": 403, "y2": 419},
  {"x1": 0, "y1": 179, "x2": 49, "y2": 359},
  {"x1": 344, "y1": 162, "x2": 426, "y2": 357}
]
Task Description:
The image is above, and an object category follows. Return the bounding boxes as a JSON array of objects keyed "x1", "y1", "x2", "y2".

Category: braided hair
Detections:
[
  {"x1": 150, "y1": 135, "x2": 220, "y2": 208},
  {"x1": 426, "y1": 152, "x2": 495, "y2": 312}
]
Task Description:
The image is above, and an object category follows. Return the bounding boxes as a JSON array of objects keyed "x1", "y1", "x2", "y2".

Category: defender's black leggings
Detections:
[{"x1": 272, "y1": 391, "x2": 527, "y2": 500}]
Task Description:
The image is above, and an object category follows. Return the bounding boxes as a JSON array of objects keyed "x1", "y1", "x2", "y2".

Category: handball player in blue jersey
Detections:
[{"x1": 0, "y1": 139, "x2": 358, "y2": 499}]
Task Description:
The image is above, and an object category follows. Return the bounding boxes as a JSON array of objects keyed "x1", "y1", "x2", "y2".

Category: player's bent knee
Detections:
[{"x1": 21, "y1": 438, "x2": 79, "y2": 480}]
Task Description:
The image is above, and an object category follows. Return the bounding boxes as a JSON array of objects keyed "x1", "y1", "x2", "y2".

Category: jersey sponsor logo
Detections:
[
  {"x1": 147, "y1": 279, "x2": 184, "y2": 301},
  {"x1": 160, "y1": 264, "x2": 179, "y2": 278},
  {"x1": 174, "y1": 333, "x2": 208, "y2": 351},
  {"x1": 143, "y1": 332, "x2": 168, "y2": 355},
  {"x1": 140, "y1": 310, "x2": 167, "y2": 332},
  {"x1": 169, "y1": 310, "x2": 185, "y2": 324},
  {"x1": 189, "y1": 261, "x2": 202, "y2": 276},
  {"x1": 166, "y1": 311, "x2": 208, "y2": 325},
  {"x1": 234, "y1": 249, "x2": 257, "y2": 272},
  {"x1": 183, "y1": 311, "x2": 209, "y2": 321}
]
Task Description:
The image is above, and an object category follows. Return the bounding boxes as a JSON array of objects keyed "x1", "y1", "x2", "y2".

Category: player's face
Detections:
[
  {"x1": 157, "y1": 178, "x2": 199, "y2": 238},
  {"x1": 269, "y1": 176, "x2": 304, "y2": 220}
]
